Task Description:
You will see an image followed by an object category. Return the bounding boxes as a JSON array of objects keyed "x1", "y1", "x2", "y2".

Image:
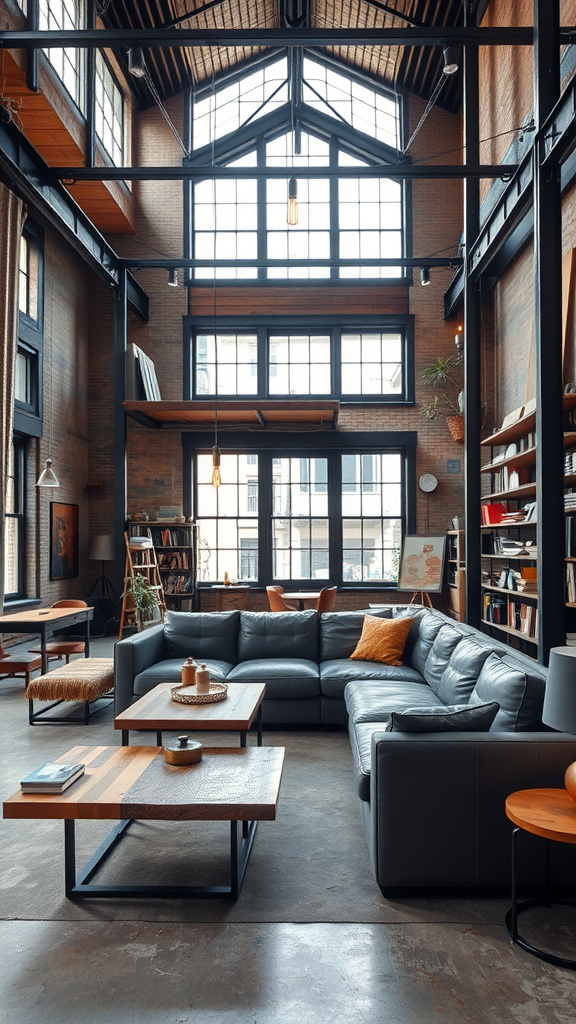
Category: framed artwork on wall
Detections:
[
  {"x1": 50, "y1": 502, "x2": 79, "y2": 580},
  {"x1": 398, "y1": 535, "x2": 446, "y2": 593}
]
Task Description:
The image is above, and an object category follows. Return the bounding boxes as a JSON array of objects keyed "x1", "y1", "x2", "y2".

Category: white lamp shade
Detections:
[
  {"x1": 542, "y1": 646, "x2": 576, "y2": 733},
  {"x1": 89, "y1": 535, "x2": 115, "y2": 562},
  {"x1": 36, "y1": 458, "x2": 60, "y2": 488}
]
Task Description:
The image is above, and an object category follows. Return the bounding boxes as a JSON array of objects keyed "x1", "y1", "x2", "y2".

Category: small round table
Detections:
[{"x1": 505, "y1": 788, "x2": 576, "y2": 970}]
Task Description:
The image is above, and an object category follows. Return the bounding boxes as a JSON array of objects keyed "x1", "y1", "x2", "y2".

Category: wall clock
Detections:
[{"x1": 418, "y1": 473, "x2": 438, "y2": 493}]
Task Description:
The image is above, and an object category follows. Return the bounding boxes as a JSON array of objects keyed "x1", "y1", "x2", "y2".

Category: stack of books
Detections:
[
  {"x1": 516, "y1": 567, "x2": 537, "y2": 594},
  {"x1": 565, "y1": 492, "x2": 576, "y2": 510},
  {"x1": 500, "y1": 510, "x2": 526, "y2": 524},
  {"x1": 20, "y1": 762, "x2": 85, "y2": 794}
]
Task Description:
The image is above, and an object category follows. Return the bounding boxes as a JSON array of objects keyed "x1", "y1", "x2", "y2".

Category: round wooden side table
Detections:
[{"x1": 505, "y1": 788, "x2": 576, "y2": 969}]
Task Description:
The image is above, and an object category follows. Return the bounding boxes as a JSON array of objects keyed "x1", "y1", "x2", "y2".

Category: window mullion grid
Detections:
[
  {"x1": 257, "y1": 138, "x2": 267, "y2": 282},
  {"x1": 329, "y1": 136, "x2": 339, "y2": 281},
  {"x1": 258, "y1": 326, "x2": 267, "y2": 398},
  {"x1": 328, "y1": 451, "x2": 342, "y2": 586},
  {"x1": 332, "y1": 326, "x2": 341, "y2": 396},
  {"x1": 258, "y1": 453, "x2": 273, "y2": 584}
]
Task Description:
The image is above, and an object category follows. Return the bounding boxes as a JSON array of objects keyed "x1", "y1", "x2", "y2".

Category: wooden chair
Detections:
[
  {"x1": 266, "y1": 586, "x2": 295, "y2": 612},
  {"x1": 316, "y1": 586, "x2": 337, "y2": 613},
  {"x1": 29, "y1": 599, "x2": 88, "y2": 664},
  {"x1": 0, "y1": 642, "x2": 42, "y2": 688}
]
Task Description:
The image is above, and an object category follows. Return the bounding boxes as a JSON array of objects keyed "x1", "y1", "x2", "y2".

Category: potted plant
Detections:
[
  {"x1": 421, "y1": 354, "x2": 464, "y2": 442},
  {"x1": 122, "y1": 573, "x2": 160, "y2": 629}
]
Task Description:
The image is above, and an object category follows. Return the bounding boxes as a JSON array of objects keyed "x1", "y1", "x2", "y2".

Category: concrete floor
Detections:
[{"x1": 1, "y1": 638, "x2": 576, "y2": 1021}]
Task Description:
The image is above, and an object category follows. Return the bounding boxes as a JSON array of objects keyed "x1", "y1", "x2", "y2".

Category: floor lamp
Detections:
[{"x1": 89, "y1": 535, "x2": 117, "y2": 610}]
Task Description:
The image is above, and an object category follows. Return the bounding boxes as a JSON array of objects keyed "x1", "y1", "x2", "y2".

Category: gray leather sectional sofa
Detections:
[{"x1": 114, "y1": 606, "x2": 576, "y2": 892}]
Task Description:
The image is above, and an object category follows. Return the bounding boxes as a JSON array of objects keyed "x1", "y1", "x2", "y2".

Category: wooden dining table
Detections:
[
  {"x1": 0, "y1": 605, "x2": 93, "y2": 674},
  {"x1": 282, "y1": 591, "x2": 321, "y2": 611}
]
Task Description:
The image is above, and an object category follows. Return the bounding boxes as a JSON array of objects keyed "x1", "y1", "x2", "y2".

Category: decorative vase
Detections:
[
  {"x1": 181, "y1": 658, "x2": 197, "y2": 687},
  {"x1": 447, "y1": 415, "x2": 464, "y2": 442},
  {"x1": 195, "y1": 664, "x2": 210, "y2": 694}
]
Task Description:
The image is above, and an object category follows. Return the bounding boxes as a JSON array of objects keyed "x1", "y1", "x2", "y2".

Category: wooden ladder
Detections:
[{"x1": 118, "y1": 531, "x2": 167, "y2": 639}]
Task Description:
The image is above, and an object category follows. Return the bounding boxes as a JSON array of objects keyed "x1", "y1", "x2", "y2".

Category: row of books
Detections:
[
  {"x1": 162, "y1": 574, "x2": 193, "y2": 594},
  {"x1": 567, "y1": 562, "x2": 576, "y2": 603},
  {"x1": 565, "y1": 448, "x2": 576, "y2": 474},
  {"x1": 492, "y1": 466, "x2": 535, "y2": 492},
  {"x1": 566, "y1": 514, "x2": 576, "y2": 557},
  {"x1": 483, "y1": 594, "x2": 538, "y2": 637},
  {"x1": 158, "y1": 551, "x2": 190, "y2": 569},
  {"x1": 131, "y1": 526, "x2": 194, "y2": 547},
  {"x1": 565, "y1": 492, "x2": 576, "y2": 509},
  {"x1": 482, "y1": 534, "x2": 536, "y2": 557}
]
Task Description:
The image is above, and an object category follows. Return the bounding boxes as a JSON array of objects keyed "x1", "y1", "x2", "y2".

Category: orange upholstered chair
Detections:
[
  {"x1": 266, "y1": 586, "x2": 295, "y2": 612},
  {"x1": 0, "y1": 642, "x2": 42, "y2": 688},
  {"x1": 316, "y1": 586, "x2": 337, "y2": 613},
  {"x1": 29, "y1": 599, "x2": 88, "y2": 664}
]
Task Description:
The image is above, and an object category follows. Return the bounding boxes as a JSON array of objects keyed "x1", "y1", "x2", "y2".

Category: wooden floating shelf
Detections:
[
  {"x1": 481, "y1": 584, "x2": 538, "y2": 599},
  {"x1": 481, "y1": 619, "x2": 538, "y2": 644},
  {"x1": 480, "y1": 522, "x2": 536, "y2": 530},
  {"x1": 480, "y1": 447, "x2": 536, "y2": 475},
  {"x1": 481, "y1": 553, "x2": 537, "y2": 560},
  {"x1": 481, "y1": 394, "x2": 576, "y2": 448},
  {"x1": 483, "y1": 483, "x2": 537, "y2": 501}
]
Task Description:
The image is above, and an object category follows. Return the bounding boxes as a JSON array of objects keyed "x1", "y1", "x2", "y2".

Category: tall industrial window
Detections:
[
  {"x1": 272, "y1": 458, "x2": 329, "y2": 580},
  {"x1": 341, "y1": 331, "x2": 403, "y2": 395},
  {"x1": 193, "y1": 57, "x2": 289, "y2": 149},
  {"x1": 342, "y1": 453, "x2": 402, "y2": 581},
  {"x1": 193, "y1": 448, "x2": 405, "y2": 585},
  {"x1": 195, "y1": 333, "x2": 258, "y2": 395},
  {"x1": 16, "y1": 222, "x2": 43, "y2": 429},
  {"x1": 196, "y1": 453, "x2": 259, "y2": 581},
  {"x1": 39, "y1": 0, "x2": 85, "y2": 109},
  {"x1": 3, "y1": 437, "x2": 26, "y2": 600},
  {"x1": 268, "y1": 334, "x2": 331, "y2": 395},
  {"x1": 95, "y1": 52, "x2": 124, "y2": 166}
]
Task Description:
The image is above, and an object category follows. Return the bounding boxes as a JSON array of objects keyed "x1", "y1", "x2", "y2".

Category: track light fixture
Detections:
[
  {"x1": 127, "y1": 47, "x2": 147, "y2": 79},
  {"x1": 420, "y1": 267, "x2": 431, "y2": 286},
  {"x1": 442, "y1": 46, "x2": 460, "y2": 76},
  {"x1": 167, "y1": 268, "x2": 179, "y2": 287}
]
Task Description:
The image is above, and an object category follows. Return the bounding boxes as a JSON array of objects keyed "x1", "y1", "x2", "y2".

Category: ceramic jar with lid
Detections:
[
  {"x1": 195, "y1": 664, "x2": 211, "y2": 694},
  {"x1": 181, "y1": 658, "x2": 197, "y2": 687}
]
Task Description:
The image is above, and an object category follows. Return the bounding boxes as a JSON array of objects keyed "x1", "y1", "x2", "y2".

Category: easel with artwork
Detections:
[{"x1": 398, "y1": 536, "x2": 446, "y2": 606}]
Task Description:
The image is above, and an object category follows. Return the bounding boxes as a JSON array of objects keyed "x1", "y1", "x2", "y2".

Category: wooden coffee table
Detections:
[
  {"x1": 3, "y1": 743, "x2": 285, "y2": 900},
  {"x1": 114, "y1": 681, "x2": 266, "y2": 747}
]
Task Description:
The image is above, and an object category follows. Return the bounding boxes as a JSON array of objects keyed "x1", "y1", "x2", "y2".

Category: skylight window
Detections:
[
  {"x1": 193, "y1": 57, "x2": 289, "y2": 150},
  {"x1": 302, "y1": 56, "x2": 399, "y2": 149}
]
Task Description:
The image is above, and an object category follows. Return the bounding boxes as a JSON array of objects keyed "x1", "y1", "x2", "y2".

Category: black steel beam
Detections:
[
  {"x1": 463, "y1": 5, "x2": 482, "y2": 629},
  {"x1": 0, "y1": 27, "x2": 541, "y2": 48},
  {"x1": 113, "y1": 267, "x2": 128, "y2": 602},
  {"x1": 25, "y1": 0, "x2": 38, "y2": 92},
  {"x1": 534, "y1": 0, "x2": 565, "y2": 661},
  {"x1": 123, "y1": 256, "x2": 461, "y2": 269},
  {"x1": 51, "y1": 163, "x2": 516, "y2": 181},
  {"x1": 540, "y1": 76, "x2": 576, "y2": 168}
]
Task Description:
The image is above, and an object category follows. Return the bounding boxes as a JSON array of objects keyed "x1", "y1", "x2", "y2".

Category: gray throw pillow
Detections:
[{"x1": 388, "y1": 701, "x2": 500, "y2": 733}]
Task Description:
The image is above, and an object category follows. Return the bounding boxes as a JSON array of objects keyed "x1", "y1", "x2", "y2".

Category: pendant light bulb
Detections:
[
  {"x1": 36, "y1": 457, "x2": 60, "y2": 488},
  {"x1": 211, "y1": 445, "x2": 222, "y2": 488},
  {"x1": 287, "y1": 178, "x2": 299, "y2": 226}
]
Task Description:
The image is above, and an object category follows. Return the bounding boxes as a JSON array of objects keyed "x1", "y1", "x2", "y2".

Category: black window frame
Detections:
[
  {"x1": 186, "y1": 430, "x2": 417, "y2": 591},
  {"x1": 186, "y1": 314, "x2": 415, "y2": 405},
  {"x1": 4, "y1": 434, "x2": 27, "y2": 602},
  {"x1": 15, "y1": 220, "x2": 44, "y2": 438}
]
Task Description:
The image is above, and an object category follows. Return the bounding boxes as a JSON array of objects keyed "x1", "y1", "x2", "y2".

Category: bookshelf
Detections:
[
  {"x1": 445, "y1": 529, "x2": 465, "y2": 622},
  {"x1": 128, "y1": 521, "x2": 197, "y2": 610}
]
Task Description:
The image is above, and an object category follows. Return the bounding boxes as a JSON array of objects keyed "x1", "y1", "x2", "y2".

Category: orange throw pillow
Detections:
[{"x1": 350, "y1": 614, "x2": 415, "y2": 666}]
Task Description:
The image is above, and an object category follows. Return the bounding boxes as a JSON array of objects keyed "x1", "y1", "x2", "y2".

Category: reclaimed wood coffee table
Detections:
[
  {"x1": 3, "y1": 743, "x2": 285, "y2": 900},
  {"x1": 114, "y1": 681, "x2": 266, "y2": 747}
]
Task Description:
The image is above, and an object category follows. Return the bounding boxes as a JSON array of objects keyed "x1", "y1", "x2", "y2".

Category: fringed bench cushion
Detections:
[{"x1": 26, "y1": 658, "x2": 114, "y2": 702}]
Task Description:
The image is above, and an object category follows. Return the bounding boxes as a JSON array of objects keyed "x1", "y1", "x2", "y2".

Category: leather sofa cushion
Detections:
[
  {"x1": 349, "y1": 721, "x2": 382, "y2": 801},
  {"x1": 320, "y1": 659, "x2": 424, "y2": 700},
  {"x1": 388, "y1": 701, "x2": 500, "y2": 732},
  {"x1": 469, "y1": 652, "x2": 545, "y2": 731},
  {"x1": 437, "y1": 637, "x2": 494, "y2": 705},
  {"x1": 238, "y1": 610, "x2": 318, "y2": 662},
  {"x1": 424, "y1": 625, "x2": 464, "y2": 695},
  {"x1": 344, "y1": 679, "x2": 440, "y2": 725},
  {"x1": 227, "y1": 658, "x2": 320, "y2": 699},
  {"x1": 405, "y1": 611, "x2": 444, "y2": 676},
  {"x1": 320, "y1": 611, "x2": 391, "y2": 661},
  {"x1": 134, "y1": 658, "x2": 233, "y2": 695},
  {"x1": 163, "y1": 610, "x2": 239, "y2": 664}
]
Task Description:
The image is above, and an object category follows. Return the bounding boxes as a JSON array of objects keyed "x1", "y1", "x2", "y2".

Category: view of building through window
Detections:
[
  {"x1": 195, "y1": 451, "x2": 403, "y2": 584},
  {"x1": 39, "y1": 0, "x2": 85, "y2": 109}
]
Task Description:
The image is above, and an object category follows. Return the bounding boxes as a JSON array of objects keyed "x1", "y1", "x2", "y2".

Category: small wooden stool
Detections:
[{"x1": 26, "y1": 657, "x2": 114, "y2": 725}]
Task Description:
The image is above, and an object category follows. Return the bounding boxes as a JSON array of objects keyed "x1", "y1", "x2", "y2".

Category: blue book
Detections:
[{"x1": 20, "y1": 762, "x2": 85, "y2": 793}]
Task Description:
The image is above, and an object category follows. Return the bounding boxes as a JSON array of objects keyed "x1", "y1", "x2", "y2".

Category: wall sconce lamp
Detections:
[
  {"x1": 455, "y1": 325, "x2": 463, "y2": 353},
  {"x1": 420, "y1": 267, "x2": 431, "y2": 286}
]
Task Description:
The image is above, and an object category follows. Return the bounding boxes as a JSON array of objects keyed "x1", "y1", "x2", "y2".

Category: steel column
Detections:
[
  {"x1": 534, "y1": 0, "x2": 565, "y2": 660},
  {"x1": 113, "y1": 267, "x2": 128, "y2": 602},
  {"x1": 463, "y1": 9, "x2": 482, "y2": 628}
]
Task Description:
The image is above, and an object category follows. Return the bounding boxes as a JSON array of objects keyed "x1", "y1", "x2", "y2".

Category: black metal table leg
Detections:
[
  {"x1": 122, "y1": 730, "x2": 129, "y2": 746},
  {"x1": 240, "y1": 731, "x2": 247, "y2": 748},
  {"x1": 257, "y1": 704, "x2": 263, "y2": 746},
  {"x1": 505, "y1": 825, "x2": 576, "y2": 970}
]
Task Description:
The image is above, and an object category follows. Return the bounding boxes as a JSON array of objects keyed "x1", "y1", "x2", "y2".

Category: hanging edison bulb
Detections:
[
  {"x1": 286, "y1": 177, "x2": 299, "y2": 226},
  {"x1": 211, "y1": 445, "x2": 222, "y2": 488}
]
